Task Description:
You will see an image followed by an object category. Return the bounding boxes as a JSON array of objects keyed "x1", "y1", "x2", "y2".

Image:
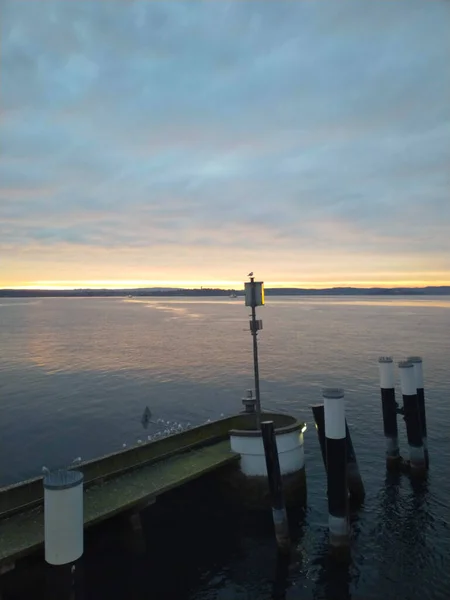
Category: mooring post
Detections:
[
  {"x1": 407, "y1": 356, "x2": 429, "y2": 468},
  {"x1": 344, "y1": 421, "x2": 365, "y2": 504},
  {"x1": 398, "y1": 361, "x2": 426, "y2": 475},
  {"x1": 378, "y1": 357, "x2": 401, "y2": 469},
  {"x1": 261, "y1": 420, "x2": 290, "y2": 553},
  {"x1": 323, "y1": 388, "x2": 349, "y2": 550},
  {"x1": 312, "y1": 404, "x2": 364, "y2": 503},
  {"x1": 311, "y1": 404, "x2": 327, "y2": 469},
  {"x1": 44, "y1": 469, "x2": 84, "y2": 599}
]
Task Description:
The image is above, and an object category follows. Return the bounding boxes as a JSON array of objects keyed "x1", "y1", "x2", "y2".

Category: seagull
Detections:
[
  {"x1": 42, "y1": 466, "x2": 50, "y2": 475},
  {"x1": 73, "y1": 457, "x2": 82, "y2": 465},
  {"x1": 248, "y1": 272, "x2": 253, "y2": 277}
]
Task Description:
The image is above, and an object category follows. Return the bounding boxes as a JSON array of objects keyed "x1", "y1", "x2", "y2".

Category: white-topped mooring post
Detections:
[
  {"x1": 323, "y1": 388, "x2": 349, "y2": 549},
  {"x1": 398, "y1": 362, "x2": 426, "y2": 475},
  {"x1": 378, "y1": 357, "x2": 401, "y2": 469},
  {"x1": 311, "y1": 404, "x2": 364, "y2": 503},
  {"x1": 407, "y1": 356, "x2": 429, "y2": 468},
  {"x1": 44, "y1": 469, "x2": 84, "y2": 599}
]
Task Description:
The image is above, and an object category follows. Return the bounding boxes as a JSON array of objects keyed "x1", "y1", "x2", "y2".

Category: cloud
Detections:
[{"x1": 1, "y1": 0, "x2": 450, "y2": 286}]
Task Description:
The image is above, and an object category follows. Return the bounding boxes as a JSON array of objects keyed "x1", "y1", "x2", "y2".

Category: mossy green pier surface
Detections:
[
  {"x1": 0, "y1": 412, "x2": 302, "y2": 568},
  {"x1": 0, "y1": 441, "x2": 237, "y2": 565}
]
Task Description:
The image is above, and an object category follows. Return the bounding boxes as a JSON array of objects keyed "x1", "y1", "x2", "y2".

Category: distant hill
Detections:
[{"x1": 1, "y1": 286, "x2": 450, "y2": 298}]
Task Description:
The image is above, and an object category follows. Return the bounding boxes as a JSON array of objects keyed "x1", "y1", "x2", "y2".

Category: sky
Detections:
[{"x1": 1, "y1": 0, "x2": 450, "y2": 290}]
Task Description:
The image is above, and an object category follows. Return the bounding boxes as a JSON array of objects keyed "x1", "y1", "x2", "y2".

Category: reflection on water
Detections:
[
  {"x1": 0, "y1": 296, "x2": 450, "y2": 599},
  {"x1": 266, "y1": 298, "x2": 450, "y2": 309}
]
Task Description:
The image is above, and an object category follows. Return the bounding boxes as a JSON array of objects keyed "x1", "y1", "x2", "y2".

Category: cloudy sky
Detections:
[{"x1": 1, "y1": 0, "x2": 449, "y2": 289}]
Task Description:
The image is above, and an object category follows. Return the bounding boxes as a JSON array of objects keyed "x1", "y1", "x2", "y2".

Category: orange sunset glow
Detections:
[{"x1": 2, "y1": 1, "x2": 449, "y2": 293}]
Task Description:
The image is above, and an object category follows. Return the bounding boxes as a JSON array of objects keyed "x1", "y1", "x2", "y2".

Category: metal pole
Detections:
[{"x1": 250, "y1": 277, "x2": 262, "y2": 429}]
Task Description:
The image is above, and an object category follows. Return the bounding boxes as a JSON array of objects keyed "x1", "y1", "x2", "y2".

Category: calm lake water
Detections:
[{"x1": 0, "y1": 296, "x2": 449, "y2": 599}]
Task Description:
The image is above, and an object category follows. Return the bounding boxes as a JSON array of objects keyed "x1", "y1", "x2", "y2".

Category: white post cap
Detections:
[
  {"x1": 322, "y1": 388, "x2": 345, "y2": 439},
  {"x1": 378, "y1": 357, "x2": 395, "y2": 389},
  {"x1": 407, "y1": 356, "x2": 424, "y2": 388},
  {"x1": 398, "y1": 361, "x2": 417, "y2": 396}
]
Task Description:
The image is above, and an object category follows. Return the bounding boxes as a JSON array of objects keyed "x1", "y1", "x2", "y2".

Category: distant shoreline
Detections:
[{"x1": 1, "y1": 286, "x2": 450, "y2": 298}]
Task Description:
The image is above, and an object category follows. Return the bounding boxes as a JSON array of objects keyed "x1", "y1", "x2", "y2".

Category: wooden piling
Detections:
[
  {"x1": 311, "y1": 404, "x2": 327, "y2": 468},
  {"x1": 261, "y1": 421, "x2": 290, "y2": 552},
  {"x1": 344, "y1": 421, "x2": 365, "y2": 504}
]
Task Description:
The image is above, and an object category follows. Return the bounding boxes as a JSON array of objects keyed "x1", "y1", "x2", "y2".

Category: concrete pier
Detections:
[{"x1": 0, "y1": 412, "x2": 305, "y2": 570}]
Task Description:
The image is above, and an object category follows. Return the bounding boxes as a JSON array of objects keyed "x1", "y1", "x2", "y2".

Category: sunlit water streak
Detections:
[{"x1": 0, "y1": 296, "x2": 449, "y2": 599}]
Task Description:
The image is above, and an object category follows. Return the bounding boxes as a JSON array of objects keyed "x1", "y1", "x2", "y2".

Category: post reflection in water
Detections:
[
  {"x1": 370, "y1": 470, "x2": 447, "y2": 600},
  {"x1": 310, "y1": 509, "x2": 363, "y2": 600},
  {"x1": 270, "y1": 508, "x2": 307, "y2": 600},
  {"x1": 271, "y1": 550, "x2": 292, "y2": 600}
]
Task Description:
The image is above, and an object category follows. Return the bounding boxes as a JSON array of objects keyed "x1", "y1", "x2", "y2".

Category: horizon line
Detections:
[{"x1": 2, "y1": 283, "x2": 450, "y2": 292}]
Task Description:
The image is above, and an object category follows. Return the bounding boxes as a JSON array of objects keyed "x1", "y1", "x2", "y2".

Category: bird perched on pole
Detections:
[{"x1": 248, "y1": 272, "x2": 253, "y2": 277}]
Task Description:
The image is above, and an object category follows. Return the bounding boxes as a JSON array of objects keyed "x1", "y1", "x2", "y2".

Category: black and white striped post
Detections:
[
  {"x1": 311, "y1": 404, "x2": 364, "y2": 503},
  {"x1": 323, "y1": 388, "x2": 349, "y2": 549},
  {"x1": 378, "y1": 357, "x2": 401, "y2": 469},
  {"x1": 261, "y1": 420, "x2": 290, "y2": 553},
  {"x1": 407, "y1": 356, "x2": 429, "y2": 468},
  {"x1": 398, "y1": 361, "x2": 426, "y2": 475}
]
